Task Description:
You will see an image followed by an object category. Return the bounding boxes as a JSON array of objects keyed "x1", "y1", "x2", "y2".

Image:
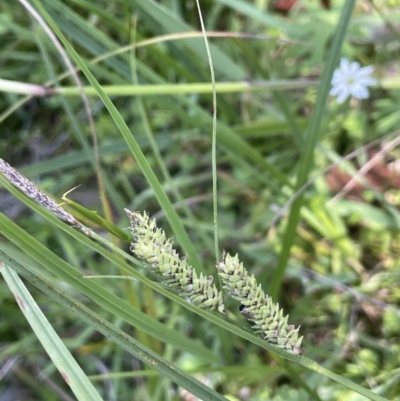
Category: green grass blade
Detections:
[
  {"x1": 0, "y1": 177, "x2": 390, "y2": 400},
  {"x1": 271, "y1": 0, "x2": 357, "y2": 298},
  {"x1": 0, "y1": 211, "x2": 216, "y2": 362},
  {"x1": 130, "y1": 0, "x2": 244, "y2": 79},
  {"x1": 0, "y1": 255, "x2": 229, "y2": 401},
  {"x1": 31, "y1": 0, "x2": 203, "y2": 272},
  {"x1": 216, "y1": 0, "x2": 297, "y2": 34},
  {"x1": 0, "y1": 262, "x2": 104, "y2": 401}
]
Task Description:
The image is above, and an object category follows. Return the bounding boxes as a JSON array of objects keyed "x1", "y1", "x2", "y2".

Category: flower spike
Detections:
[
  {"x1": 216, "y1": 251, "x2": 302, "y2": 354},
  {"x1": 125, "y1": 209, "x2": 225, "y2": 314}
]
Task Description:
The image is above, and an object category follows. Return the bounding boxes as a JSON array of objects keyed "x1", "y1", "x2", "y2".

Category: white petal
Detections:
[
  {"x1": 357, "y1": 65, "x2": 374, "y2": 76},
  {"x1": 348, "y1": 61, "x2": 361, "y2": 74},
  {"x1": 330, "y1": 83, "x2": 346, "y2": 96},
  {"x1": 336, "y1": 88, "x2": 350, "y2": 103},
  {"x1": 331, "y1": 73, "x2": 345, "y2": 84},
  {"x1": 359, "y1": 77, "x2": 377, "y2": 86},
  {"x1": 340, "y1": 58, "x2": 351, "y2": 72},
  {"x1": 350, "y1": 85, "x2": 369, "y2": 99},
  {"x1": 330, "y1": 83, "x2": 350, "y2": 103}
]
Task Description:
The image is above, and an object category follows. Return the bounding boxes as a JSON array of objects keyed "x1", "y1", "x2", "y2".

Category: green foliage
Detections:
[{"x1": 1, "y1": 0, "x2": 400, "y2": 400}]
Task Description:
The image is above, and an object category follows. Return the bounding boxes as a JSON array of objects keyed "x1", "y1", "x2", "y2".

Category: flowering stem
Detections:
[
  {"x1": 216, "y1": 252, "x2": 303, "y2": 354},
  {"x1": 125, "y1": 209, "x2": 225, "y2": 314}
]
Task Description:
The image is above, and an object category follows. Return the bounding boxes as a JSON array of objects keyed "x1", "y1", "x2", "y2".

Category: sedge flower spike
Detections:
[
  {"x1": 216, "y1": 252, "x2": 302, "y2": 354},
  {"x1": 330, "y1": 58, "x2": 376, "y2": 104},
  {"x1": 125, "y1": 209, "x2": 225, "y2": 314}
]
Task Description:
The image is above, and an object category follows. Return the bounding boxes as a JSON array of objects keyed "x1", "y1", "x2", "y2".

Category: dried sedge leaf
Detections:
[{"x1": 0, "y1": 158, "x2": 80, "y2": 227}]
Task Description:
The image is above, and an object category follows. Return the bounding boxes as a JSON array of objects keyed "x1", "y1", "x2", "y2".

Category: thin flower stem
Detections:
[{"x1": 195, "y1": 0, "x2": 219, "y2": 262}]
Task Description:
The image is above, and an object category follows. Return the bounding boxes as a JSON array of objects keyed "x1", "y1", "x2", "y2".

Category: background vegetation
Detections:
[{"x1": 1, "y1": 0, "x2": 400, "y2": 400}]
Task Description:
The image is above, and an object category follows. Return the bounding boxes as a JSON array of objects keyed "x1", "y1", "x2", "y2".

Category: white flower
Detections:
[{"x1": 330, "y1": 58, "x2": 376, "y2": 104}]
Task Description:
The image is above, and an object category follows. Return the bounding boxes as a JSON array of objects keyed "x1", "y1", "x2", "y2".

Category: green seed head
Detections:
[
  {"x1": 216, "y1": 251, "x2": 302, "y2": 355},
  {"x1": 125, "y1": 209, "x2": 225, "y2": 314}
]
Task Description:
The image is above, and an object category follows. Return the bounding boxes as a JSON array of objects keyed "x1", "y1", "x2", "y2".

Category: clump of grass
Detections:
[
  {"x1": 125, "y1": 209, "x2": 225, "y2": 314},
  {"x1": 217, "y1": 252, "x2": 303, "y2": 354}
]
